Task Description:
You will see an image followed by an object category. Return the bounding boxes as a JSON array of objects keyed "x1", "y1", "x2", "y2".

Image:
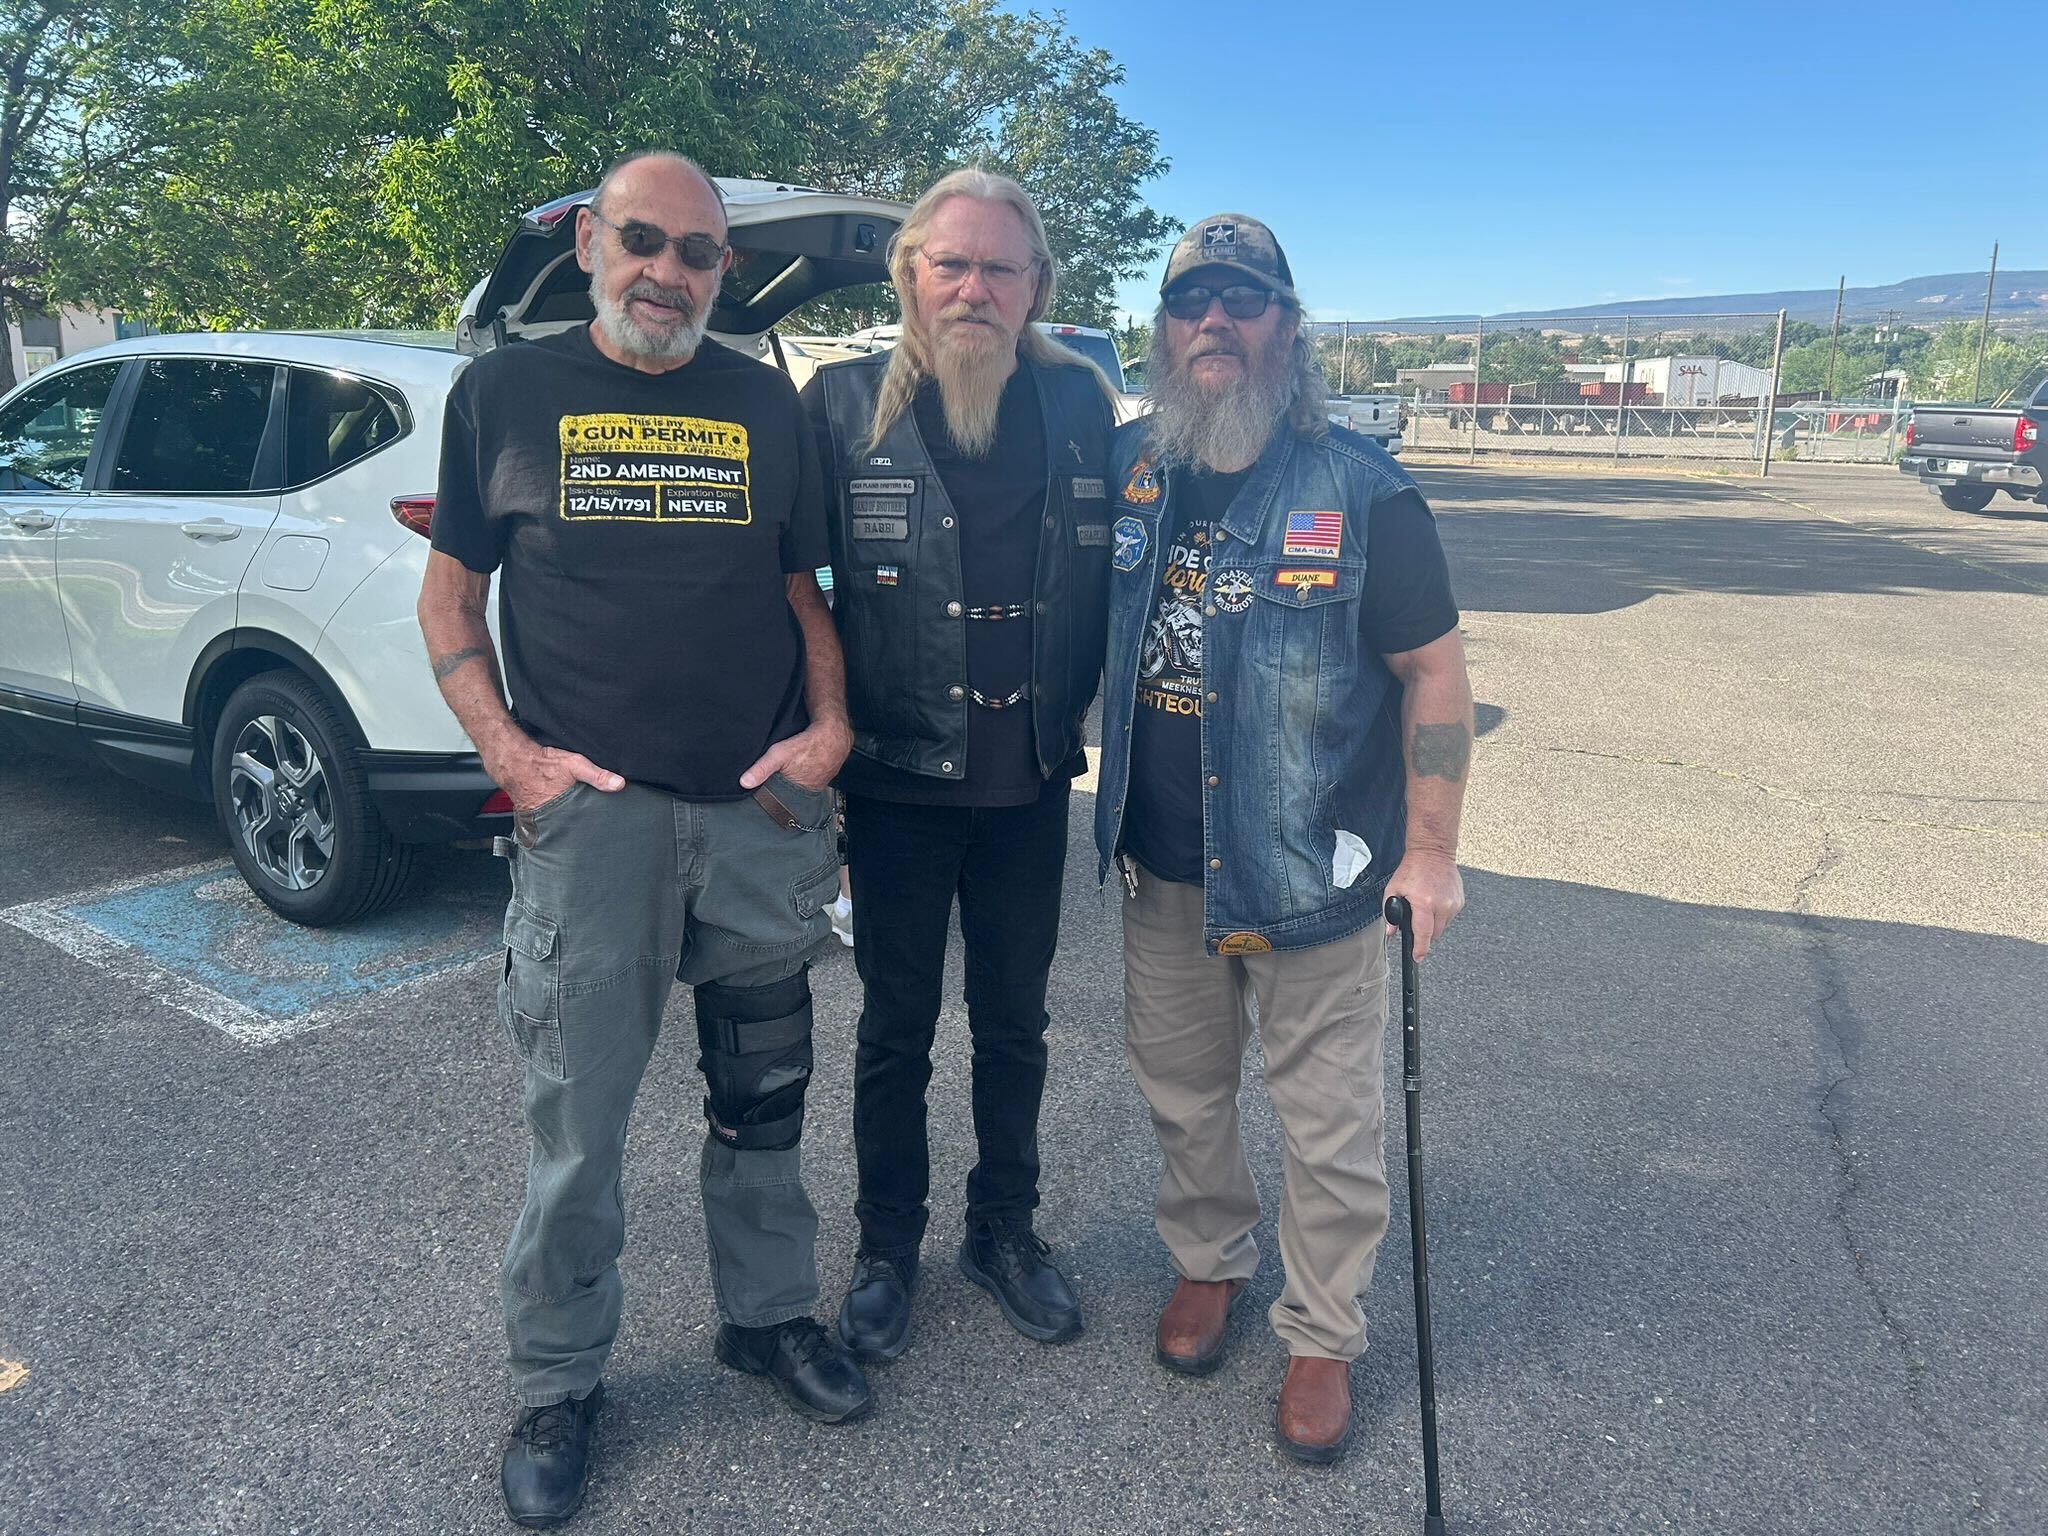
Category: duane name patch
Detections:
[{"x1": 559, "y1": 413, "x2": 751, "y2": 523}]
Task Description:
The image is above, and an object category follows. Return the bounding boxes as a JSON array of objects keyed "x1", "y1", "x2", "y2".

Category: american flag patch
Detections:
[{"x1": 1282, "y1": 510, "x2": 1343, "y2": 558}]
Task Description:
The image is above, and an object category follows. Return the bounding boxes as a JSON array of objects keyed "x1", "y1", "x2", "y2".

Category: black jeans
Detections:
[{"x1": 843, "y1": 782, "x2": 1071, "y2": 1260}]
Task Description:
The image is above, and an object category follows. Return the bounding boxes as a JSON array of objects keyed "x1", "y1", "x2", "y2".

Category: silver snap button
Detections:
[
  {"x1": 941, "y1": 760, "x2": 956, "y2": 773},
  {"x1": 1208, "y1": 857, "x2": 1222, "y2": 870},
  {"x1": 946, "y1": 601, "x2": 963, "y2": 617},
  {"x1": 947, "y1": 684, "x2": 966, "y2": 701},
  {"x1": 941, "y1": 515, "x2": 955, "y2": 528}
]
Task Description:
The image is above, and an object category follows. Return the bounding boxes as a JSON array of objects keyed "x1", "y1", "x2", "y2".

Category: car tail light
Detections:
[
  {"x1": 391, "y1": 493, "x2": 435, "y2": 537},
  {"x1": 480, "y1": 789, "x2": 513, "y2": 815},
  {"x1": 2016, "y1": 416, "x2": 2038, "y2": 453},
  {"x1": 1903, "y1": 421, "x2": 1914, "y2": 448}
]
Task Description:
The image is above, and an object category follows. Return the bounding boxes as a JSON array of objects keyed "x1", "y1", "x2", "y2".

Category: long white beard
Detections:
[
  {"x1": 927, "y1": 308, "x2": 1016, "y2": 457},
  {"x1": 589, "y1": 249, "x2": 709, "y2": 363},
  {"x1": 1145, "y1": 331, "x2": 1297, "y2": 471}
]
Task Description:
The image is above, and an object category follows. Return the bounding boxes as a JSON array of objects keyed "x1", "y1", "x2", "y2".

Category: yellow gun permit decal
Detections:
[{"x1": 558, "y1": 414, "x2": 752, "y2": 524}]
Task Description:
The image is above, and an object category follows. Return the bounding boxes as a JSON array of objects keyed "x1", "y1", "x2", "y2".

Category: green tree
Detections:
[
  {"x1": 1907, "y1": 321, "x2": 2048, "y2": 403},
  {"x1": 0, "y1": 0, "x2": 174, "y2": 390},
  {"x1": 59, "y1": 0, "x2": 1173, "y2": 336}
]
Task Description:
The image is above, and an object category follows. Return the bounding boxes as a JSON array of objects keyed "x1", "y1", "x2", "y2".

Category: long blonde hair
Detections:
[{"x1": 867, "y1": 167, "x2": 1115, "y2": 450}]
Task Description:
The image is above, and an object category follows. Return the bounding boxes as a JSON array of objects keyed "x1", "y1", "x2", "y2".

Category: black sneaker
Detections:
[
  {"x1": 838, "y1": 1253, "x2": 918, "y2": 1361},
  {"x1": 500, "y1": 1382, "x2": 603, "y2": 1529},
  {"x1": 958, "y1": 1220, "x2": 1083, "y2": 1344},
  {"x1": 715, "y1": 1317, "x2": 875, "y2": 1424}
]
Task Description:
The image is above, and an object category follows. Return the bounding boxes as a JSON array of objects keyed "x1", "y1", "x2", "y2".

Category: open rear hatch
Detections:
[{"x1": 458, "y1": 178, "x2": 906, "y2": 354}]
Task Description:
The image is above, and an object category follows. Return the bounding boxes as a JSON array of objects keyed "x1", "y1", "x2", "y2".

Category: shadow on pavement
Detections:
[{"x1": 1432, "y1": 502, "x2": 2032, "y2": 615}]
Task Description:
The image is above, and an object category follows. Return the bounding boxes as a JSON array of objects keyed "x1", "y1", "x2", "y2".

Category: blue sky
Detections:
[{"x1": 1048, "y1": 0, "x2": 2048, "y2": 323}]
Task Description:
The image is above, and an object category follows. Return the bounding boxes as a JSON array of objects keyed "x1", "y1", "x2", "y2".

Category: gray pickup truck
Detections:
[{"x1": 1898, "y1": 374, "x2": 2046, "y2": 512}]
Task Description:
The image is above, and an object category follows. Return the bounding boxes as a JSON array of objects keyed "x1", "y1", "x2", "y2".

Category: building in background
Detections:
[{"x1": 5, "y1": 308, "x2": 150, "y2": 381}]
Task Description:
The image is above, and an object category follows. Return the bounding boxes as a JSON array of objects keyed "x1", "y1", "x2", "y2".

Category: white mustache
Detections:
[{"x1": 623, "y1": 280, "x2": 696, "y2": 321}]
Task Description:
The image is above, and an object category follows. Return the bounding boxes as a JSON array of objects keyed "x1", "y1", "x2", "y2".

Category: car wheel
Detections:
[
  {"x1": 1938, "y1": 483, "x2": 1995, "y2": 514},
  {"x1": 210, "y1": 669, "x2": 414, "y2": 926}
]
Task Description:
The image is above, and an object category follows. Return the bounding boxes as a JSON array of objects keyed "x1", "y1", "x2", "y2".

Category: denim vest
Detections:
[
  {"x1": 813, "y1": 351, "x2": 1115, "y2": 782},
  {"x1": 1093, "y1": 421, "x2": 1418, "y2": 954}
]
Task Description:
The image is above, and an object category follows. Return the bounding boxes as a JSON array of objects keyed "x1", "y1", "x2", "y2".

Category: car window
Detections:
[
  {"x1": 284, "y1": 367, "x2": 406, "y2": 485},
  {"x1": 0, "y1": 362, "x2": 122, "y2": 492},
  {"x1": 111, "y1": 358, "x2": 276, "y2": 494},
  {"x1": 1043, "y1": 330, "x2": 1125, "y2": 390}
]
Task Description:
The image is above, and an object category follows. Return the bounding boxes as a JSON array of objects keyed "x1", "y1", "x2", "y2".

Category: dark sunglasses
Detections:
[
  {"x1": 588, "y1": 208, "x2": 726, "y2": 270},
  {"x1": 1163, "y1": 283, "x2": 1277, "y2": 321}
]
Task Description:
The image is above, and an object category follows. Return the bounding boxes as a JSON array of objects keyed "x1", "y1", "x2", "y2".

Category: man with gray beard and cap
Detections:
[
  {"x1": 801, "y1": 168, "x2": 1117, "y2": 1364},
  {"x1": 1094, "y1": 214, "x2": 1474, "y2": 1463},
  {"x1": 420, "y1": 151, "x2": 870, "y2": 1527}
]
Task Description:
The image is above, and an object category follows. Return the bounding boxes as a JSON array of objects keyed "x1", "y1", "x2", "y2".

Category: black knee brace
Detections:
[{"x1": 693, "y1": 969, "x2": 814, "y2": 1152}]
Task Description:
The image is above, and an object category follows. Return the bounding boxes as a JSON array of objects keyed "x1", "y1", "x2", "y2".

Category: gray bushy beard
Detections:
[
  {"x1": 1145, "y1": 326, "x2": 1297, "y2": 472},
  {"x1": 589, "y1": 244, "x2": 709, "y2": 362},
  {"x1": 926, "y1": 301, "x2": 1017, "y2": 457}
]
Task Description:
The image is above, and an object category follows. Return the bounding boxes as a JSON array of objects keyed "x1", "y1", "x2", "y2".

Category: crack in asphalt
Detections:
[
  {"x1": 1474, "y1": 740, "x2": 2047, "y2": 842},
  {"x1": 1792, "y1": 818, "x2": 1997, "y2": 1526}
]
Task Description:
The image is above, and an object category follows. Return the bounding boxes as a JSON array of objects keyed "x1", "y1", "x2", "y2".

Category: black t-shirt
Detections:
[
  {"x1": 431, "y1": 326, "x2": 829, "y2": 801},
  {"x1": 1123, "y1": 477, "x2": 1459, "y2": 884},
  {"x1": 804, "y1": 360, "x2": 1085, "y2": 807}
]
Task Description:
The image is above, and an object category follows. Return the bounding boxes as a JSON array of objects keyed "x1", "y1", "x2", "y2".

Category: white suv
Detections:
[{"x1": 0, "y1": 179, "x2": 905, "y2": 924}]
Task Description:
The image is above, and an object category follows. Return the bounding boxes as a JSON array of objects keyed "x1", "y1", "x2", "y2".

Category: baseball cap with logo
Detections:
[{"x1": 1160, "y1": 213, "x2": 1295, "y2": 299}]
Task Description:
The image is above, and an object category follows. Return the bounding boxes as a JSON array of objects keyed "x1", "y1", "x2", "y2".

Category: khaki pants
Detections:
[{"x1": 1121, "y1": 864, "x2": 1391, "y2": 1360}]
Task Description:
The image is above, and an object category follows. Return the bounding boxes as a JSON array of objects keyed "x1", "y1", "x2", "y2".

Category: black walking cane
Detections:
[{"x1": 1384, "y1": 895, "x2": 1448, "y2": 1536}]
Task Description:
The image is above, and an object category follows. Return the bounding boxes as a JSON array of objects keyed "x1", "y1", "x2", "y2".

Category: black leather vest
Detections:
[{"x1": 813, "y1": 350, "x2": 1115, "y2": 783}]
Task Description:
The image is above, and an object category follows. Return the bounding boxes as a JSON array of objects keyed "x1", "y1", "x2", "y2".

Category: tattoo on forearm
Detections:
[
  {"x1": 431, "y1": 646, "x2": 489, "y2": 683},
  {"x1": 1409, "y1": 722, "x2": 1472, "y2": 783}
]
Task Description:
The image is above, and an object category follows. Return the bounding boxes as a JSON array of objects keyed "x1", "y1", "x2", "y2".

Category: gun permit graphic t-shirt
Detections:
[{"x1": 432, "y1": 325, "x2": 829, "y2": 801}]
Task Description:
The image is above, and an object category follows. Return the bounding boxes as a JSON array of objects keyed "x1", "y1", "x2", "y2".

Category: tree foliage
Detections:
[
  {"x1": 0, "y1": 0, "x2": 175, "y2": 390},
  {"x1": 52, "y1": 0, "x2": 1171, "y2": 336}
]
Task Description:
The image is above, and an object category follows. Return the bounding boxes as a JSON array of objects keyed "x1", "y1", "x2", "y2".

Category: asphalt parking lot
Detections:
[{"x1": 2, "y1": 461, "x2": 2042, "y2": 1536}]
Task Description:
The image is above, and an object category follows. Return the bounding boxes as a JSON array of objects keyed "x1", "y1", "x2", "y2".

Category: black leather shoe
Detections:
[
  {"x1": 838, "y1": 1253, "x2": 918, "y2": 1361},
  {"x1": 958, "y1": 1220, "x2": 1083, "y2": 1344},
  {"x1": 501, "y1": 1382, "x2": 603, "y2": 1528},
  {"x1": 715, "y1": 1317, "x2": 875, "y2": 1424}
]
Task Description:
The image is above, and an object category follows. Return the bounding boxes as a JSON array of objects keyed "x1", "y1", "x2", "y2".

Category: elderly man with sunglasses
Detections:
[
  {"x1": 800, "y1": 168, "x2": 1118, "y2": 1363},
  {"x1": 1094, "y1": 215, "x2": 1473, "y2": 1462},
  {"x1": 420, "y1": 150, "x2": 871, "y2": 1528}
]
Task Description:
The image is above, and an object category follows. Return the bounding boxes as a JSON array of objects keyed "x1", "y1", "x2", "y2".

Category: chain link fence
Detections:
[
  {"x1": 1304, "y1": 311, "x2": 1795, "y2": 469},
  {"x1": 1305, "y1": 309, "x2": 2048, "y2": 471}
]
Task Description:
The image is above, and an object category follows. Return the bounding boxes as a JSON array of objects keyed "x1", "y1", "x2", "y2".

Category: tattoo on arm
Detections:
[
  {"x1": 1409, "y1": 722, "x2": 1472, "y2": 783},
  {"x1": 431, "y1": 646, "x2": 489, "y2": 682}
]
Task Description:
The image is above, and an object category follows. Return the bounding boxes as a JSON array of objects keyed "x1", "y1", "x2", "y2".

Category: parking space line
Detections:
[{"x1": 0, "y1": 862, "x2": 498, "y2": 1047}]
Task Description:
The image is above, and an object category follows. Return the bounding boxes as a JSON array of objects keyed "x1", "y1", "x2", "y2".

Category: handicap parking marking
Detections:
[{"x1": 0, "y1": 862, "x2": 503, "y2": 1046}]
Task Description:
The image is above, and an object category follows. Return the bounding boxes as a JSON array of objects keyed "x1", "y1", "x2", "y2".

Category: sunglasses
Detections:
[
  {"x1": 1163, "y1": 283, "x2": 1278, "y2": 321},
  {"x1": 587, "y1": 208, "x2": 727, "y2": 271}
]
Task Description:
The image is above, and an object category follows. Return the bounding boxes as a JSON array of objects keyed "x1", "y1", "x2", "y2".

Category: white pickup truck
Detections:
[
  {"x1": 0, "y1": 179, "x2": 908, "y2": 924},
  {"x1": 1326, "y1": 394, "x2": 1405, "y2": 454}
]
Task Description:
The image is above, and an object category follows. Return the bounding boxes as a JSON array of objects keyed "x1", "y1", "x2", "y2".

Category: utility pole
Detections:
[
  {"x1": 1972, "y1": 240, "x2": 1999, "y2": 401},
  {"x1": 1823, "y1": 274, "x2": 1844, "y2": 399}
]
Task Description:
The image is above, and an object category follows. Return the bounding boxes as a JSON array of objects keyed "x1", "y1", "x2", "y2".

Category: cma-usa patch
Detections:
[{"x1": 1282, "y1": 510, "x2": 1343, "y2": 559}]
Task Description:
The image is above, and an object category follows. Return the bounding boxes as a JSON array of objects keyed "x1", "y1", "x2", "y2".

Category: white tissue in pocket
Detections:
[{"x1": 1332, "y1": 830, "x2": 1371, "y2": 889}]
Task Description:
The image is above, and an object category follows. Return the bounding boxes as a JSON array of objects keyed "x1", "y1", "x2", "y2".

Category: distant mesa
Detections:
[{"x1": 1385, "y1": 271, "x2": 2048, "y2": 327}]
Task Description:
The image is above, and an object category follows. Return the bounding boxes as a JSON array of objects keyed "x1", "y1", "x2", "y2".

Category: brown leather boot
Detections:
[
  {"x1": 1154, "y1": 1277, "x2": 1247, "y2": 1376},
  {"x1": 1275, "y1": 1355, "x2": 1354, "y2": 1463}
]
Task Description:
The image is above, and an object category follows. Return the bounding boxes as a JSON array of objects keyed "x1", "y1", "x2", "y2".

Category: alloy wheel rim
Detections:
[{"x1": 229, "y1": 715, "x2": 335, "y2": 892}]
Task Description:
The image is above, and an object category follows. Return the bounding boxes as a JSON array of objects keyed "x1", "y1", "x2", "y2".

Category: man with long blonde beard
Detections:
[{"x1": 801, "y1": 168, "x2": 1117, "y2": 1362}]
